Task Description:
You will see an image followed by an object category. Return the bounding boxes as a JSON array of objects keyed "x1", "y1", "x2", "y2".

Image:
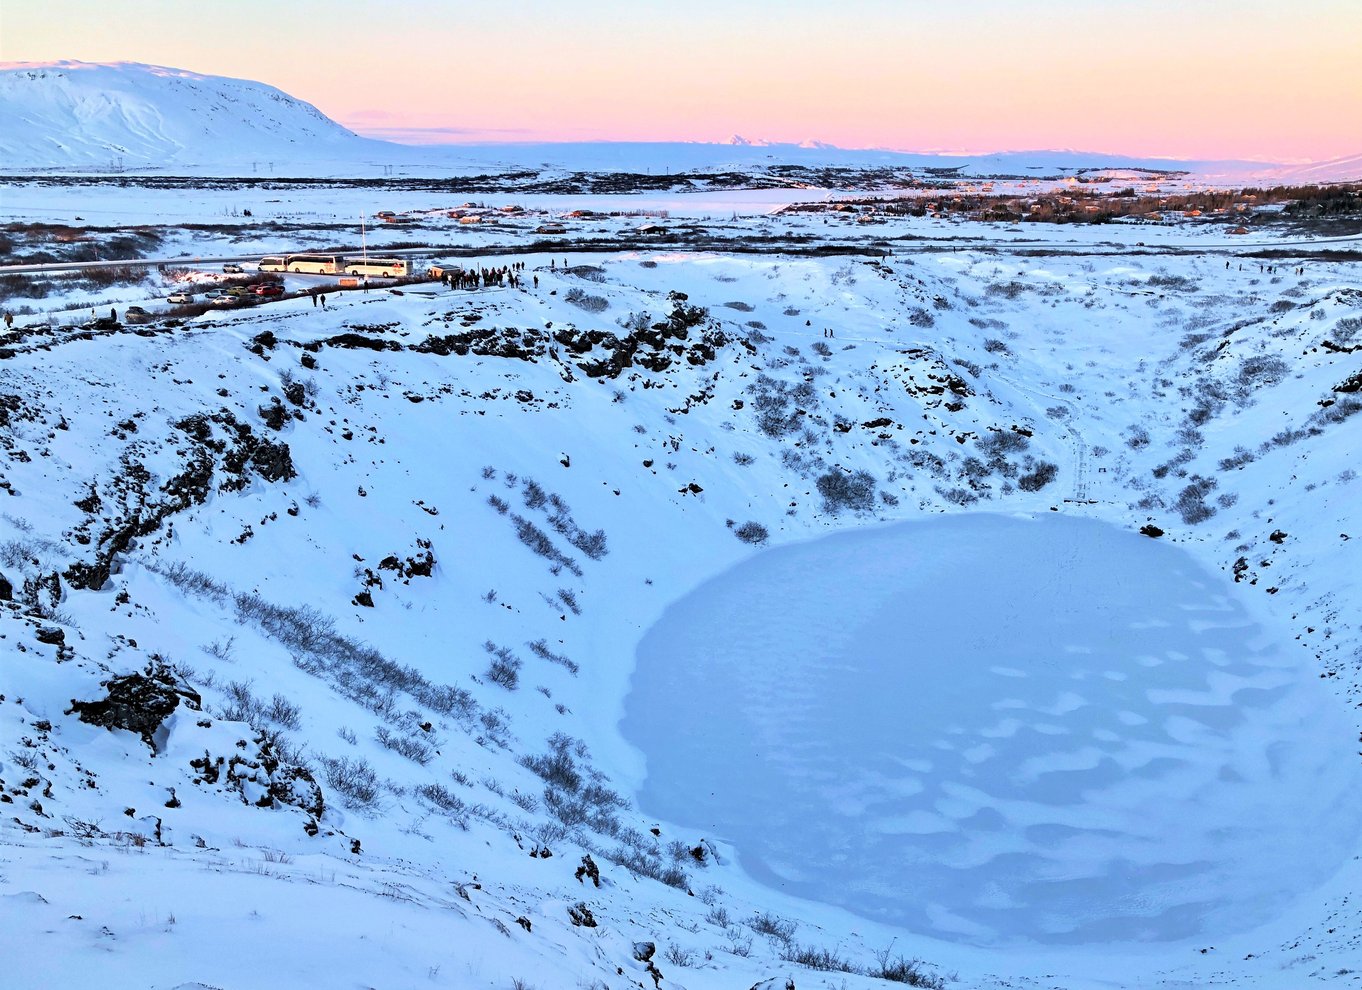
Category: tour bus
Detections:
[
  {"x1": 342, "y1": 257, "x2": 410, "y2": 277},
  {"x1": 258, "y1": 256, "x2": 287, "y2": 272},
  {"x1": 282, "y1": 254, "x2": 343, "y2": 274}
]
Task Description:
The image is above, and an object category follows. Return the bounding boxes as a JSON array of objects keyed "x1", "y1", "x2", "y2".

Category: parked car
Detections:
[
  {"x1": 167, "y1": 291, "x2": 193, "y2": 304},
  {"x1": 223, "y1": 263, "x2": 244, "y2": 274},
  {"x1": 224, "y1": 285, "x2": 252, "y2": 297},
  {"x1": 252, "y1": 283, "x2": 284, "y2": 297},
  {"x1": 210, "y1": 295, "x2": 238, "y2": 307},
  {"x1": 126, "y1": 305, "x2": 149, "y2": 316}
]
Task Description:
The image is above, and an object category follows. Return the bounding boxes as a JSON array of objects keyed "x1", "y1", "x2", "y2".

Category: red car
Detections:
[{"x1": 253, "y1": 282, "x2": 285, "y2": 297}]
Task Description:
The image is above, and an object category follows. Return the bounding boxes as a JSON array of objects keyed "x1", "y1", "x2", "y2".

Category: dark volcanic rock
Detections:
[
  {"x1": 68, "y1": 662, "x2": 202, "y2": 752},
  {"x1": 35, "y1": 626, "x2": 65, "y2": 645},
  {"x1": 250, "y1": 439, "x2": 297, "y2": 482}
]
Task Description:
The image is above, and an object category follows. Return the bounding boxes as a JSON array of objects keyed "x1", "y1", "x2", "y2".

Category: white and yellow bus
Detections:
[
  {"x1": 258, "y1": 256, "x2": 287, "y2": 272},
  {"x1": 283, "y1": 254, "x2": 343, "y2": 274},
  {"x1": 343, "y1": 257, "x2": 410, "y2": 277}
]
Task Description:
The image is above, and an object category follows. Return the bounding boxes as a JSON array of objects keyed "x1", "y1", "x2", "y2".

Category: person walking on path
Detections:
[
  {"x1": 320, "y1": 294, "x2": 327, "y2": 309},
  {"x1": 311, "y1": 292, "x2": 317, "y2": 308},
  {"x1": 2, "y1": 311, "x2": 12, "y2": 330}
]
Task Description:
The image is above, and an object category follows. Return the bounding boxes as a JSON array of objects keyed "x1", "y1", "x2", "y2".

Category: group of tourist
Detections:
[{"x1": 439, "y1": 261, "x2": 535, "y2": 291}]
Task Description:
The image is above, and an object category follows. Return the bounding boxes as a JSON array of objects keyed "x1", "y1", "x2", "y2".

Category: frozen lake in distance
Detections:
[{"x1": 621, "y1": 513, "x2": 1362, "y2": 947}]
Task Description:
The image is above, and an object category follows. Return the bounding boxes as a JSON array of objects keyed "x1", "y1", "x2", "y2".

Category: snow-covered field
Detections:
[{"x1": 2, "y1": 178, "x2": 1361, "y2": 990}]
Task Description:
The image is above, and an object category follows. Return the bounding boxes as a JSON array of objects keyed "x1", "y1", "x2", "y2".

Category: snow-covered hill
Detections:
[
  {"x1": 0, "y1": 61, "x2": 386, "y2": 171},
  {"x1": 1261, "y1": 152, "x2": 1362, "y2": 184},
  {"x1": 2, "y1": 225, "x2": 1361, "y2": 987}
]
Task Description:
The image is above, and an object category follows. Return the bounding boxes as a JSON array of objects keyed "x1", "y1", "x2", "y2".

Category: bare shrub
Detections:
[
  {"x1": 734, "y1": 521, "x2": 769, "y2": 545},
  {"x1": 484, "y1": 642, "x2": 523, "y2": 690},
  {"x1": 663, "y1": 944, "x2": 694, "y2": 966},
  {"x1": 782, "y1": 943, "x2": 853, "y2": 973},
  {"x1": 908, "y1": 307, "x2": 935, "y2": 328},
  {"x1": 1174, "y1": 475, "x2": 1218, "y2": 524},
  {"x1": 375, "y1": 726, "x2": 434, "y2": 765},
  {"x1": 872, "y1": 947, "x2": 949, "y2": 987},
  {"x1": 318, "y1": 755, "x2": 380, "y2": 810},
  {"x1": 528, "y1": 638, "x2": 579, "y2": 674},
  {"x1": 1017, "y1": 461, "x2": 1058, "y2": 492},
  {"x1": 749, "y1": 911, "x2": 797, "y2": 945},
  {"x1": 564, "y1": 287, "x2": 609, "y2": 313},
  {"x1": 265, "y1": 693, "x2": 303, "y2": 730},
  {"x1": 417, "y1": 783, "x2": 466, "y2": 815},
  {"x1": 816, "y1": 468, "x2": 878, "y2": 513}
]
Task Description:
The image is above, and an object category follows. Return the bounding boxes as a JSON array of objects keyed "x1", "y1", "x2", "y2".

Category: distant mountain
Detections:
[
  {"x1": 2, "y1": 61, "x2": 1354, "y2": 182},
  {"x1": 0, "y1": 60, "x2": 388, "y2": 171},
  {"x1": 1258, "y1": 153, "x2": 1362, "y2": 184}
]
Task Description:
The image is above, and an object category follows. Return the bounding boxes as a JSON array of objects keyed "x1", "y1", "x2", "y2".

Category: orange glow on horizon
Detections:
[{"x1": 5, "y1": 0, "x2": 1360, "y2": 162}]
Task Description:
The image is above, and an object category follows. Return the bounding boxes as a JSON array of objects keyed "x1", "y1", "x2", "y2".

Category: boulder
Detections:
[{"x1": 68, "y1": 662, "x2": 201, "y2": 753}]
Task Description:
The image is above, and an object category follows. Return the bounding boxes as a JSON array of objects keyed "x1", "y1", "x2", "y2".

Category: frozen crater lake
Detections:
[{"x1": 622, "y1": 514, "x2": 1362, "y2": 946}]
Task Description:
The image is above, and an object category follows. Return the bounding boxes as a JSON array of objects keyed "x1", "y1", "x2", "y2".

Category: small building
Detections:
[{"x1": 536, "y1": 223, "x2": 567, "y2": 235}]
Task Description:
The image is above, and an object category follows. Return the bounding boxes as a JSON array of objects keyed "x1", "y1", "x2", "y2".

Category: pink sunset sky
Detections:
[{"x1": 5, "y1": 0, "x2": 1360, "y2": 162}]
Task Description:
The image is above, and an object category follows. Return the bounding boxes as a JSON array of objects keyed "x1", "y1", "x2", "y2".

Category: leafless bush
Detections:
[
  {"x1": 556, "y1": 587, "x2": 582, "y2": 615},
  {"x1": 749, "y1": 911, "x2": 797, "y2": 945},
  {"x1": 318, "y1": 755, "x2": 380, "y2": 810},
  {"x1": 484, "y1": 642, "x2": 523, "y2": 690},
  {"x1": 375, "y1": 726, "x2": 434, "y2": 765},
  {"x1": 871, "y1": 947, "x2": 949, "y2": 987},
  {"x1": 602, "y1": 844, "x2": 688, "y2": 889},
  {"x1": 1175, "y1": 476, "x2": 1218, "y2": 524},
  {"x1": 663, "y1": 944, "x2": 695, "y2": 966},
  {"x1": 528, "y1": 638, "x2": 579, "y2": 674},
  {"x1": 564, "y1": 287, "x2": 609, "y2": 313},
  {"x1": 816, "y1": 468, "x2": 877, "y2": 513},
  {"x1": 781, "y1": 943, "x2": 853, "y2": 973},
  {"x1": 734, "y1": 521, "x2": 769, "y2": 544},
  {"x1": 1017, "y1": 461, "x2": 1058, "y2": 492},
  {"x1": 265, "y1": 694, "x2": 303, "y2": 730},
  {"x1": 510, "y1": 514, "x2": 582, "y2": 576}
]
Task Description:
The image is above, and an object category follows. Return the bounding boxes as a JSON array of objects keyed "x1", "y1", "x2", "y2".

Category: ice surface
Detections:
[{"x1": 622, "y1": 514, "x2": 1362, "y2": 947}]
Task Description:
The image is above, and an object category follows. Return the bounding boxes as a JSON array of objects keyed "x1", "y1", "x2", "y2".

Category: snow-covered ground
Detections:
[{"x1": 1, "y1": 189, "x2": 1361, "y2": 990}]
